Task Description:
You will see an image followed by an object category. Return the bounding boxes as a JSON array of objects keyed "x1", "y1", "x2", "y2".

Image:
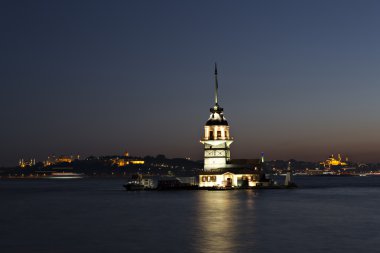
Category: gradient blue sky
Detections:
[{"x1": 1, "y1": 0, "x2": 380, "y2": 166}]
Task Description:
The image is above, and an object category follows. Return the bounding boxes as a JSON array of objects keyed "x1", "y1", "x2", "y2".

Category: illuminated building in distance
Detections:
[
  {"x1": 19, "y1": 158, "x2": 36, "y2": 168},
  {"x1": 107, "y1": 152, "x2": 145, "y2": 167},
  {"x1": 320, "y1": 154, "x2": 348, "y2": 168},
  {"x1": 110, "y1": 158, "x2": 145, "y2": 167},
  {"x1": 44, "y1": 155, "x2": 80, "y2": 167}
]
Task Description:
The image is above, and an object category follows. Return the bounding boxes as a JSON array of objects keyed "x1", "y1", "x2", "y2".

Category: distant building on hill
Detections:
[
  {"x1": 19, "y1": 158, "x2": 36, "y2": 168},
  {"x1": 320, "y1": 154, "x2": 348, "y2": 169},
  {"x1": 43, "y1": 154, "x2": 80, "y2": 166},
  {"x1": 99, "y1": 153, "x2": 145, "y2": 167}
]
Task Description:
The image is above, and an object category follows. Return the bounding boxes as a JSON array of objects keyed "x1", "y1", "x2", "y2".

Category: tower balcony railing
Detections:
[{"x1": 201, "y1": 137, "x2": 233, "y2": 141}]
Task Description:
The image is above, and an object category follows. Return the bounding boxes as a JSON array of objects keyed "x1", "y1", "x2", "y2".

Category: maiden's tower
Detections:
[{"x1": 198, "y1": 64, "x2": 265, "y2": 188}]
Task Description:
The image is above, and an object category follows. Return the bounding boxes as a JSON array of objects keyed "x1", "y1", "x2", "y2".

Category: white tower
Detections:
[
  {"x1": 201, "y1": 64, "x2": 233, "y2": 171},
  {"x1": 285, "y1": 162, "x2": 293, "y2": 186}
]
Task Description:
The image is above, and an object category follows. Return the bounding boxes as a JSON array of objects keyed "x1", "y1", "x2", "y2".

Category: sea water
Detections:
[{"x1": 0, "y1": 176, "x2": 379, "y2": 253}]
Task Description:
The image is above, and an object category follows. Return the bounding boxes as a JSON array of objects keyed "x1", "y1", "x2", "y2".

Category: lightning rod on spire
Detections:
[{"x1": 214, "y1": 62, "x2": 218, "y2": 106}]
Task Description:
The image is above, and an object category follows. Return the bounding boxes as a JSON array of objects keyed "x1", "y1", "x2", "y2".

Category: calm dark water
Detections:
[{"x1": 1, "y1": 176, "x2": 380, "y2": 253}]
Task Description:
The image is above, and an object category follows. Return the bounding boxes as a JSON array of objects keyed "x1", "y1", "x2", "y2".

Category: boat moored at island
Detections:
[{"x1": 123, "y1": 174, "x2": 154, "y2": 191}]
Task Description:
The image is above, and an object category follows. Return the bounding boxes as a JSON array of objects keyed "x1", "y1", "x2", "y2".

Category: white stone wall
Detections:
[{"x1": 199, "y1": 173, "x2": 259, "y2": 187}]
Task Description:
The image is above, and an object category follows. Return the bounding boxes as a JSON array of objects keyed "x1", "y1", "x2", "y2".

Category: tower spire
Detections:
[{"x1": 214, "y1": 62, "x2": 218, "y2": 106}]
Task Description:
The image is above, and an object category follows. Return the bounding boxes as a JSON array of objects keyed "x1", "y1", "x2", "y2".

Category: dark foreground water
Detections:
[{"x1": 1, "y1": 176, "x2": 380, "y2": 253}]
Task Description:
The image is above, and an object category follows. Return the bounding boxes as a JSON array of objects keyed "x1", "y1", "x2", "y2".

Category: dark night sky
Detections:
[{"x1": 1, "y1": 0, "x2": 380, "y2": 166}]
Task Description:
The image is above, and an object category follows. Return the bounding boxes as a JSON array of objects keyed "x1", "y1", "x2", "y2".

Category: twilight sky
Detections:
[{"x1": 1, "y1": 0, "x2": 380, "y2": 166}]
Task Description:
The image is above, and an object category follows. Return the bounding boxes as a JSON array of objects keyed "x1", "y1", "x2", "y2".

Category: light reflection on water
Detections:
[{"x1": 194, "y1": 191, "x2": 257, "y2": 253}]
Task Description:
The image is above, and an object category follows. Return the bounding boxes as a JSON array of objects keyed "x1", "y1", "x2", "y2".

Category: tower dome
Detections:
[{"x1": 205, "y1": 106, "x2": 228, "y2": 126}]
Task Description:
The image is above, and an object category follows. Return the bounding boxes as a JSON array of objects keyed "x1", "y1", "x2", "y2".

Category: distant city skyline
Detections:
[{"x1": 2, "y1": 0, "x2": 380, "y2": 166}]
